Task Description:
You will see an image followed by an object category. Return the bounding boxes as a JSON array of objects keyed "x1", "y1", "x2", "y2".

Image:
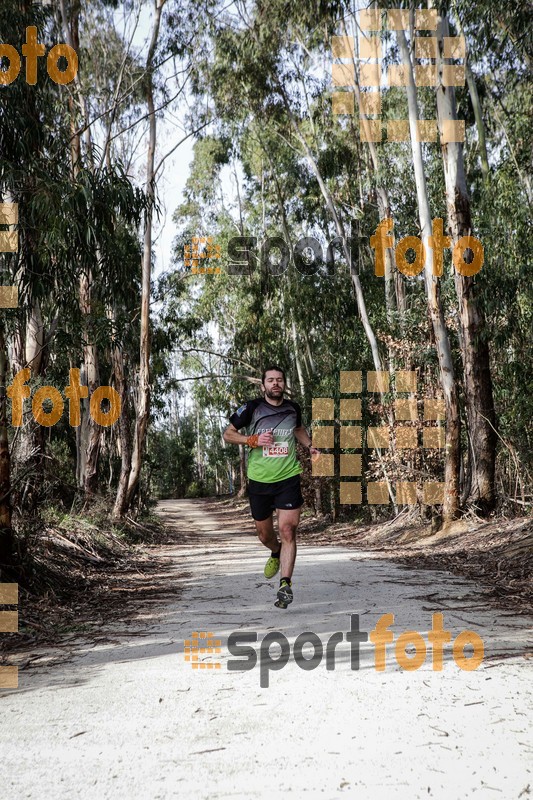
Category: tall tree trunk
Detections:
[
  {"x1": 60, "y1": 0, "x2": 102, "y2": 496},
  {"x1": 278, "y1": 79, "x2": 398, "y2": 500},
  {"x1": 465, "y1": 62, "x2": 490, "y2": 183},
  {"x1": 0, "y1": 326, "x2": 14, "y2": 575},
  {"x1": 397, "y1": 29, "x2": 460, "y2": 521},
  {"x1": 79, "y1": 272, "x2": 101, "y2": 495},
  {"x1": 291, "y1": 317, "x2": 306, "y2": 397},
  {"x1": 125, "y1": 0, "x2": 167, "y2": 510},
  {"x1": 14, "y1": 302, "x2": 46, "y2": 506},
  {"x1": 25, "y1": 301, "x2": 44, "y2": 374},
  {"x1": 111, "y1": 313, "x2": 132, "y2": 519},
  {"x1": 287, "y1": 113, "x2": 384, "y2": 372},
  {"x1": 275, "y1": 81, "x2": 384, "y2": 373},
  {"x1": 237, "y1": 444, "x2": 247, "y2": 497},
  {"x1": 304, "y1": 335, "x2": 315, "y2": 379},
  {"x1": 267, "y1": 160, "x2": 307, "y2": 397},
  {"x1": 435, "y1": 13, "x2": 497, "y2": 513},
  {"x1": 6, "y1": 19, "x2": 48, "y2": 510}
]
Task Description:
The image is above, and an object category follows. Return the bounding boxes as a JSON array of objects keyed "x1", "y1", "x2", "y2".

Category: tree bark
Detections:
[
  {"x1": 79, "y1": 271, "x2": 101, "y2": 495},
  {"x1": 0, "y1": 325, "x2": 14, "y2": 574},
  {"x1": 12, "y1": 302, "x2": 46, "y2": 508},
  {"x1": 60, "y1": 0, "x2": 102, "y2": 496},
  {"x1": 111, "y1": 321, "x2": 132, "y2": 519},
  {"x1": 237, "y1": 444, "x2": 247, "y2": 497},
  {"x1": 291, "y1": 317, "x2": 306, "y2": 397},
  {"x1": 397, "y1": 29, "x2": 461, "y2": 521},
  {"x1": 435, "y1": 12, "x2": 497, "y2": 513},
  {"x1": 125, "y1": 0, "x2": 167, "y2": 510},
  {"x1": 276, "y1": 82, "x2": 384, "y2": 374},
  {"x1": 340, "y1": 16, "x2": 406, "y2": 317}
]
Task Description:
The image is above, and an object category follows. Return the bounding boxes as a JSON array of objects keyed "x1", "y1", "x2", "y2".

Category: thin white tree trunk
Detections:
[
  {"x1": 341, "y1": 16, "x2": 405, "y2": 317},
  {"x1": 276, "y1": 82, "x2": 383, "y2": 373},
  {"x1": 59, "y1": 0, "x2": 103, "y2": 495},
  {"x1": 111, "y1": 305, "x2": 132, "y2": 519},
  {"x1": 397, "y1": 29, "x2": 461, "y2": 521},
  {"x1": 294, "y1": 124, "x2": 383, "y2": 372},
  {"x1": 25, "y1": 301, "x2": 44, "y2": 374},
  {"x1": 291, "y1": 317, "x2": 306, "y2": 397},
  {"x1": 125, "y1": 0, "x2": 167, "y2": 509}
]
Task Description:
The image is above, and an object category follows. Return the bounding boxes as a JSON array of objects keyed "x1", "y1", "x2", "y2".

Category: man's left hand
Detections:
[{"x1": 309, "y1": 446, "x2": 320, "y2": 462}]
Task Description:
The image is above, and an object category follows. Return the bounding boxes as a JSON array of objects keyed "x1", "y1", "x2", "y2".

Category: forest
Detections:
[
  {"x1": 0, "y1": 4, "x2": 532, "y2": 796},
  {"x1": 0, "y1": 0, "x2": 531, "y2": 580}
]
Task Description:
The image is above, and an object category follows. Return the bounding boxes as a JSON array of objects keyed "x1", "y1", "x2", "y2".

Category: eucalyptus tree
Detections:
[
  {"x1": 393, "y1": 23, "x2": 460, "y2": 519},
  {"x1": 0, "y1": 1, "x2": 85, "y2": 516},
  {"x1": 433, "y1": 6, "x2": 496, "y2": 512},
  {"x1": 184, "y1": 0, "x2": 389, "y2": 374},
  {"x1": 49, "y1": 0, "x2": 208, "y2": 513},
  {"x1": 452, "y1": 0, "x2": 533, "y2": 505},
  {"x1": 0, "y1": 1, "x2": 150, "y2": 523}
]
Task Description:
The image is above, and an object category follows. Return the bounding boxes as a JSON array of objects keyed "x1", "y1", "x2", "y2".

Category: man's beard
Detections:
[{"x1": 265, "y1": 387, "x2": 284, "y2": 400}]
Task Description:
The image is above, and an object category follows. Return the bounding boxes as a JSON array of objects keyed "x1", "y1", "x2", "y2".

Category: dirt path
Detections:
[{"x1": 1, "y1": 499, "x2": 531, "y2": 799}]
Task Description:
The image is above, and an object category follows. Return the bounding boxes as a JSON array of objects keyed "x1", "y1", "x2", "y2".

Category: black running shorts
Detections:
[{"x1": 248, "y1": 474, "x2": 304, "y2": 521}]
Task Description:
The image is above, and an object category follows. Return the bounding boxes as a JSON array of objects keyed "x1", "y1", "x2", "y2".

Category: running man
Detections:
[{"x1": 223, "y1": 365, "x2": 319, "y2": 608}]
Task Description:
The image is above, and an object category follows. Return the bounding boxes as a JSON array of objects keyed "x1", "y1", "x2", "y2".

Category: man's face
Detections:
[{"x1": 262, "y1": 370, "x2": 285, "y2": 400}]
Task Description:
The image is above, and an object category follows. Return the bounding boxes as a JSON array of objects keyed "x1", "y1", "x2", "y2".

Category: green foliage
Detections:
[
  {"x1": 151, "y1": 0, "x2": 533, "y2": 511},
  {"x1": 146, "y1": 421, "x2": 196, "y2": 499},
  {"x1": 2, "y1": 0, "x2": 530, "y2": 516}
]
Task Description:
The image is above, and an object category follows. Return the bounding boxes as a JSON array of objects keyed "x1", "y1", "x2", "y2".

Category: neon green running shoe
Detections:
[
  {"x1": 264, "y1": 553, "x2": 280, "y2": 579},
  {"x1": 275, "y1": 578, "x2": 293, "y2": 609}
]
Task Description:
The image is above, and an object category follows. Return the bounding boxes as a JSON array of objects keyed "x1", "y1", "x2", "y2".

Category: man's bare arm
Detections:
[
  {"x1": 293, "y1": 425, "x2": 312, "y2": 448},
  {"x1": 294, "y1": 426, "x2": 320, "y2": 457},
  {"x1": 223, "y1": 424, "x2": 274, "y2": 446},
  {"x1": 223, "y1": 423, "x2": 249, "y2": 446}
]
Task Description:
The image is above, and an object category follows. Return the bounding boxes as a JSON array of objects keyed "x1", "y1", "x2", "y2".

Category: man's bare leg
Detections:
[
  {"x1": 277, "y1": 508, "x2": 301, "y2": 580},
  {"x1": 254, "y1": 514, "x2": 279, "y2": 552}
]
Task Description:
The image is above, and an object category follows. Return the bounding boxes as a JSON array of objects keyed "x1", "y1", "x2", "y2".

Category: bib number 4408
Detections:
[{"x1": 263, "y1": 444, "x2": 289, "y2": 458}]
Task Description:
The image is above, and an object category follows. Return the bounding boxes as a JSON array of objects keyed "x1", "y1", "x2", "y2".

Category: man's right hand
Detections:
[{"x1": 257, "y1": 431, "x2": 274, "y2": 446}]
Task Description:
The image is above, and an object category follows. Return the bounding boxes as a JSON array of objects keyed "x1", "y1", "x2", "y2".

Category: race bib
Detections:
[{"x1": 263, "y1": 444, "x2": 289, "y2": 458}]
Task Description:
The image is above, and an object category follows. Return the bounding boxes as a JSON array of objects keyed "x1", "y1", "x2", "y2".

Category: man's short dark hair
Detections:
[{"x1": 261, "y1": 365, "x2": 286, "y2": 384}]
